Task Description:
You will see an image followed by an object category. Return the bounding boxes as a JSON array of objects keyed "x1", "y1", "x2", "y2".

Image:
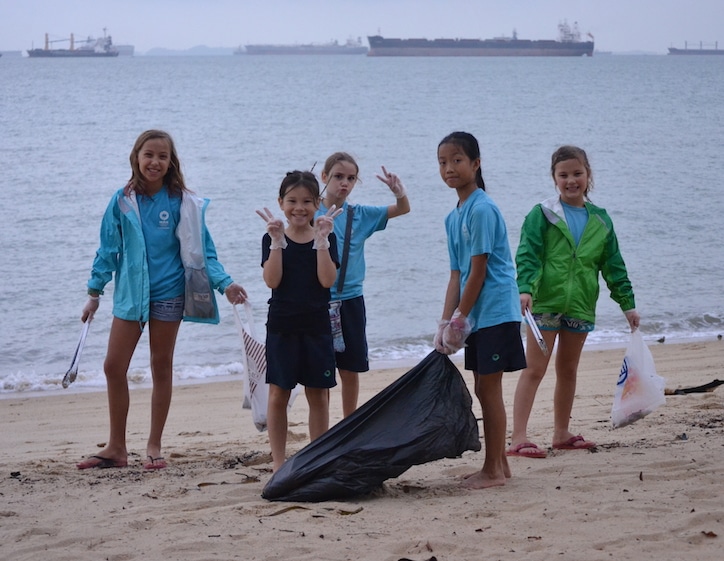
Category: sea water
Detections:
[{"x1": 1, "y1": 54, "x2": 722, "y2": 394}]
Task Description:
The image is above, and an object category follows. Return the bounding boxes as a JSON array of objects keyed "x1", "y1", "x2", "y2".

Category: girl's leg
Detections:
[
  {"x1": 305, "y1": 387, "x2": 330, "y2": 441},
  {"x1": 78, "y1": 318, "x2": 142, "y2": 467},
  {"x1": 510, "y1": 328, "x2": 557, "y2": 448},
  {"x1": 146, "y1": 318, "x2": 181, "y2": 462},
  {"x1": 267, "y1": 384, "x2": 292, "y2": 471},
  {"x1": 552, "y1": 330, "x2": 589, "y2": 446},
  {"x1": 338, "y1": 369, "x2": 359, "y2": 418},
  {"x1": 463, "y1": 371, "x2": 507, "y2": 489}
]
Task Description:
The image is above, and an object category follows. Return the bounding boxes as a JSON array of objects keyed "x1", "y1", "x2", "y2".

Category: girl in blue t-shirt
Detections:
[
  {"x1": 257, "y1": 170, "x2": 342, "y2": 472},
  {"x1": 317, "y1": 152, "x2": 411, "y2": 417},
  {"x1": 434, "y1": 131, "x2": 526, "y2": 489},
  {"x1": 77, "y1": 130, "x2": 247, "y2": 471}
]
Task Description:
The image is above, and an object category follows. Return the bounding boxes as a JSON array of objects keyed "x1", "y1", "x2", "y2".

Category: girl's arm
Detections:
[
  {"x1": 387, "y1": 193, "x2": 410, "y2": 219},
  {"x1": 434, "y1": 270, "x2": 460, "y2": 352},
  {"x1": 438, "y1": 256, "x2": 486, "y2": 353},
  {"x1": 441, "y1": 270, "x2": 461, "y2": 321},
  {"x1": 457, "y1": 254, "x2": 487, "y2": 317},
  {"x1": 257, "y1": 208, "x2": 286, "y2": 289},
  {"x1": 377, "y1": 166, "x2": 411, "y2": 219},
  {"x1": 313, "y1": 208, "x2": 343, "y2": 287},
  {"x1": 515, "y1": 207, "x2": 546, "y2": 296},
  {"x1": 316, "y1": 247, "x2": 337, "y2": 288},
  {"x1": 262, "y1": 242, "x2": 283, "y2": 288},
  {"x1": 88, "y1": 195, "x2": 123, "y2": 293}
]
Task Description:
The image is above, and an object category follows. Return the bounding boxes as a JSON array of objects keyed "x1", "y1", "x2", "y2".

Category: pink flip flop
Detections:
[
  {"x1": 506, "y1": 442, "x2": 547, "y2": 458},
  {"x1": 552, "y1": 435, "x2": 596, "y2": 450}
]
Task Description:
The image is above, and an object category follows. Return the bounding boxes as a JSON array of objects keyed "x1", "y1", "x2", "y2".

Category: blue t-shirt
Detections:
[
  {"x1": 137, "y1": 187, "x2": 185, "y2": 301},
  {"x1": 444, "y1": 189, "x2": 520, "y2": 331},
  {"x1": 316, "y1": 202, "x2": 388, "y2": 300},
  {"x1": 561, "y1": 201, "x2": 589, "y2": 246}
]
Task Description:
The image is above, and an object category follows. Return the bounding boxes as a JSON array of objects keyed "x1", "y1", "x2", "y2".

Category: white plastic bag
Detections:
[
  {"x1": 611, "y1": 330, "x2": 666, "y2": 428},
  {"x1": 234, "y1": 302, "x2": 300, "y2": 432}
]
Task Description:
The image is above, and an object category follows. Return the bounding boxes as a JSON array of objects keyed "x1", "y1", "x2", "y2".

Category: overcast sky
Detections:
[{"x1": 2, "y1": 0, "x2": 722, "y2": 54}]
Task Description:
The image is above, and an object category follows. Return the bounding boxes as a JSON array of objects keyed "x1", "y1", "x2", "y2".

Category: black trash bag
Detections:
[{"x1": 262, "y1": 351, "x2": 481, "y2": 502}]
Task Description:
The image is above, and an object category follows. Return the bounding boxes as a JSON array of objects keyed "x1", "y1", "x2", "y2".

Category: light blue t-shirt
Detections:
[
  {"x1": 445, "y1": 189, "x2": 520, "y2": 331},
  {"x1": 317, "y1": 201, "x2": 388, "y2": 300},
  {"x1": 137, "y1": 187, "x2": 185, "y2": 301},
  {"x1": 561, "y1": 201, "x2": 589, "y2": 246}
]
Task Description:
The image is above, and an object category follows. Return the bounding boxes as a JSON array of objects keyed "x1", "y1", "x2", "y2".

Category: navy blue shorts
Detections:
[
  {"x1": 335, "y1": 296, "x2": 369, "y2": 373},
  {"x1": 266, "y1": 331, "x2": 337, "y2": 390},
  {"x1": 464, "y1": 322, "x2": 527, "y2": 375}
]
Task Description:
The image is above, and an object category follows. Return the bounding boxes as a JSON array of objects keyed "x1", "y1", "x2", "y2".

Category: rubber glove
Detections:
[
  {"x1": 434, "y1": 319, "x2": 452, "y2": 354},
  {"x1": 624, "y1": 309, "x2": 640, "y2": 332},
  {"x1": 442, "y1": 309, "x2": 472, "y2": 353},
  {"x1": 376, "y1": 165, "x2": 407, "y2": 199},
  {"x1": 255, "y1": 207, "x2": 287, "y2": 249},
  {"x1": 313, "y1": 205, "x2": 343, "y2": 250},
  {"x1": 224, "y1": 282, "x2": 248, "y2": 305},
  {"x1": 82, "y1": 296, "x2": 99, "y2": 322}
]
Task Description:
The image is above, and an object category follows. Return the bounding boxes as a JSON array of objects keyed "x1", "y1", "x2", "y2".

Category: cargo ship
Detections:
[
  {"x1": 668, "y1": 41, "x2": 723, "y2": 55},
  {"x1": 239, "y1": 38, "x2": 368, "y2": 55},
  {"x1": 27, "y1": 29, "x2": 119, "y2": 58},
  {"x1": 367, "y1": 21, "x2": 593, "y2": 57}
]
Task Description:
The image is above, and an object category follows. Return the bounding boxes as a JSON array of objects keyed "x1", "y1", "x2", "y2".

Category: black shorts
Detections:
[
  {"x1": 334, "y1": 295, "x2": 369, "y2": 373},
  {"x1": 464, "y1": 322, "x2": 527, "y2": 375},
  {"x1": 266, "y1": 332, "x2": 337, "y2": 390}
]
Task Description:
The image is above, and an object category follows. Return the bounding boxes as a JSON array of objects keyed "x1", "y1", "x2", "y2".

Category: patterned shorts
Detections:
[{"x1": 533, "y1": 313, "x2": 594, "y2": 333}]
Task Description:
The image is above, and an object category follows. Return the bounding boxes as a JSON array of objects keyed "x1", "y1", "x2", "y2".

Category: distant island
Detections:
[{"x1": 143, "y1": 45, "x2": 236, "y2": 56}]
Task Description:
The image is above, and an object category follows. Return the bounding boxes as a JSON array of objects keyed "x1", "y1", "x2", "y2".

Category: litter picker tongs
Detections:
[
  {"x1": 62, "y1": 318, "x2": 92, "y2": 388},
  {"x1": 524, "y1": 308, "x2": 549, "y2": 356}
]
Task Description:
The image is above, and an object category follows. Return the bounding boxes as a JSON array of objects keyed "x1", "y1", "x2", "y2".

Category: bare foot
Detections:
[
  {"x1": 77, "y1": 454, "x2": 127, "y2": 469},
  {"x1": 502, "y1": 456, "x2": 512, "y2": 478},
  {"x1": 461, "y1": 470, "x2": 506, "y2": 489}
]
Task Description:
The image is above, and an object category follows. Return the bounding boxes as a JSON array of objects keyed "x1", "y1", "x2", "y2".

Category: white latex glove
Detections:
[
  {"x1": 624, "y1": 309, "x2": 640, "y2": 332},
  {"x1": 256, "y1": 207, "x2": 287, "y2": 249},
  {"x1": 434, "y1": 319, "x2": 453, "y2": 354},
  {"x1": 82, "y1": 296, "x2": 99, "y2": 322},
  {"x1": 313, "y1": 205, "x2": 343, "y2": 250},
  {"x1": 442, "y1": 309, "x2": 472, "y2": 353},
  {"x1": 376, "y1": 165, "x2": 407, "y2": 199},
  {"x1": 224, "y1": 282, "x2": 248, "y2": 305}
]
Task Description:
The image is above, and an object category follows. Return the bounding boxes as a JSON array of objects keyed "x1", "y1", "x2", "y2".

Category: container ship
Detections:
[
  {"x1": 239, "y1": 38, "x2": 368, "y2": 55},
  {"x1": 367, "y1": 21, "x2": 593, "y2": 57},
  {"x1": 668, "y1": 41, "x2": 724, "y2": 55},
  {"x1": 27, "y1": 29, "x2": 119, "y2": 58}
]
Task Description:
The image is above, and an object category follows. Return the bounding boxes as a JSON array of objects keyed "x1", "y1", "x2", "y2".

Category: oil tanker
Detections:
[
  {"x1": 668, "y1": 41, "x2": 724, "y2": 55},
  {"x1": 367, "y1": 21, "x2": 593, "y2": 57}
]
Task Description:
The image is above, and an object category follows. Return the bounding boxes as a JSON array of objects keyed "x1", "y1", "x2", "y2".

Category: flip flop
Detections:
[
  {"x1": 506, "y1": 442, "x2": 547, "y2": 458},
  {"x1": 77, "y1": 455, "x2": 128, "y2": 470},
  {"x1": 144, "y1": 456, "x2": 167, "y2": 470},
  {"x1": 552, "y1": 435, "x2": 596, "y2": 450}
]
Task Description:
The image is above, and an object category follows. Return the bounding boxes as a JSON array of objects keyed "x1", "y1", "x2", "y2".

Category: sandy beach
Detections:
[{"x1": 1, "y1": 339, "x2": 722, "y2": 561}]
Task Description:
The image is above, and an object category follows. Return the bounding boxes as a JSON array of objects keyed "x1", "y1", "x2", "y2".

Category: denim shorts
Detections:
[
  {"x1": 534, "y1": 313, "x2": 595, "y2": 333},
  {"x1": 149, "y1": 295, "x2": 185, "y2": 322}
]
